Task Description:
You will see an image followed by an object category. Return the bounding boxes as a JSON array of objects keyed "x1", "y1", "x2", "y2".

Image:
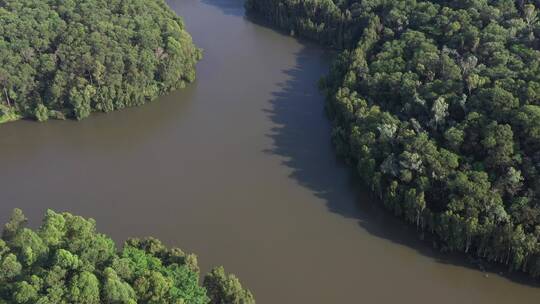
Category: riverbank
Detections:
[
  {"x1": 0, "y1": 0, "x2": 200, "y2": 122},
  {"x1": 247, "y1": 0, "x2": 540, "y2": 281}
]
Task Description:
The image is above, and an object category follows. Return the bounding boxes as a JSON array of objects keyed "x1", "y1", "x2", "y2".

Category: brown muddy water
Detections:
[{"x1": 1, "y1": 0, "x2": 540, "y2": 303}]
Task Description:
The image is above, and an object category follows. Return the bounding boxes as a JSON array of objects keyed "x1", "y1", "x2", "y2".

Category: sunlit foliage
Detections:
[{"x1": 0, "y1": 209, "x2": 254, "y2": 304}]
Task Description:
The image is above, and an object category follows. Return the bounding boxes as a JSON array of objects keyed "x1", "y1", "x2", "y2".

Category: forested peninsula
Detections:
[
  {"x1": 0, "y1": 0, "x2": 201, "y2": 123},
  {"x1": 0, "y1": 209, "x2": 255, "y2": 304},
  {"x1": 247, "y1": 0, "x2": 540, "y2": 277}
]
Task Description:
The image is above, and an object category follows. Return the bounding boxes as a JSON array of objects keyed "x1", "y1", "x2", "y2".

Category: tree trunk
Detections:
[{"x1": 4, "y1": 88, "x2": 10, "y2": 107}]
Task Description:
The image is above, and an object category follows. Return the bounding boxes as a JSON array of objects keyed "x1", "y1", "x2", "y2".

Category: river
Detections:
[{"x1": 1, "y1": 0, "x2": 540, "y2": 303}]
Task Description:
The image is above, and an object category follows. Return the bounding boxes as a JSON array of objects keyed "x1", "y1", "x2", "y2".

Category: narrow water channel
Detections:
[{"x1": 1, "y1": 0, "x2": 540, "y2": 303}]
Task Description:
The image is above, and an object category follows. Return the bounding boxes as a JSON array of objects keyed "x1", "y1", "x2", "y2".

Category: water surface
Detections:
[{"x1": 1, "y1": 0, "x2": 540, "y2": 302}]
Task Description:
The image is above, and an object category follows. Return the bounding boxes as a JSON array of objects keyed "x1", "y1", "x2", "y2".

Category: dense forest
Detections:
[
  {"x1": 247, "y1": 0, "x2": 540, "y2": 277},
  {"x1": 0, "y1": 0, "x2": 201, "y2": 123},
  {"x1": 0, "y1": 209, "x2": 255, "y2": 304}
]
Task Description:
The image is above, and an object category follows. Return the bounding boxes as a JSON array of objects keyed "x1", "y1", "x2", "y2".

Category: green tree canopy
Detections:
[
  {"x1": 0, "y1": 209, "x2": 254, "y2": 304},
  {"x1": 0, "y1": 0, "x2": 202, "y2": 123}
]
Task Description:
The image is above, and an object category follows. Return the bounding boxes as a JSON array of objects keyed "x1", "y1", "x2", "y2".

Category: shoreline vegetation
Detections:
[
  {"x1": 0, "y1": 0, "x2": 201, "y2": 124},
  {"x1": 0, "y1": 209, "x2": 255, "y2": 304},
  {"x1": 246, "y1": 0, "x2": 540, "y2": 279},
  {"x1": 0, "y1": 104, "x2": 21, "y2": 124}
]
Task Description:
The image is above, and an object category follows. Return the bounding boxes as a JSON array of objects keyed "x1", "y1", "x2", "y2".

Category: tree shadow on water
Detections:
[
  {"x1": 192, "y1": 0, "x2": 540, "y2": 289},
  {"x1": 262, "y1": 44, "x2": 540, "y2": 288}
]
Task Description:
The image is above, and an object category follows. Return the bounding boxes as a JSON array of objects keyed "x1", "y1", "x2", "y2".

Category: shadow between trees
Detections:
[{"x1": 200, "y1": 0, "x2": 539, "y2": 288}]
